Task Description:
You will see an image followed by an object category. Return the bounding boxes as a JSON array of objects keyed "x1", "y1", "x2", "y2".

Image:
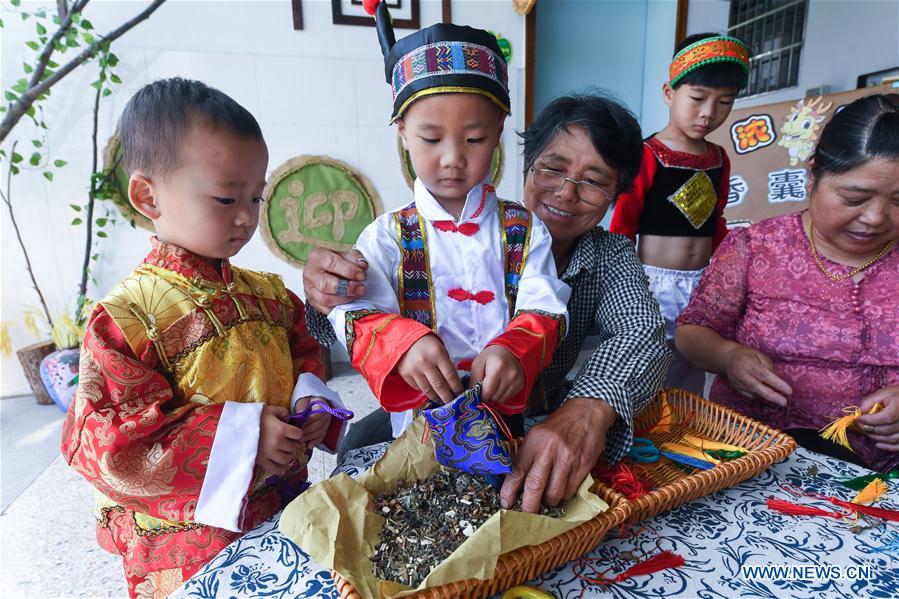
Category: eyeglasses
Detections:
[{"x1": 529, "y1": 166, "x2": 614, "y2": 207}]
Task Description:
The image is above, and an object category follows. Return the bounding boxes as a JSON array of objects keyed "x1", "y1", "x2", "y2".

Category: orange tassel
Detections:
[
  {"x1": 819, "y1": 403, "x2": 884, "y2": 451},
  {"x1": 851, "y1": 478, "x2": 888, "y2": 505},
  {"x1": 819, "y1": 406, "x2": 862, "y2": 451},
  {"x1": 648, "y1": 395, "x2": 672, "y2": 433}
]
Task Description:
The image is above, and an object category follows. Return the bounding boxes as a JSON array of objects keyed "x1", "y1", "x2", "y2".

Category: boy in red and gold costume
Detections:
[{"x1": 61, "y1": 78, "x2": 347, "y2": 597}]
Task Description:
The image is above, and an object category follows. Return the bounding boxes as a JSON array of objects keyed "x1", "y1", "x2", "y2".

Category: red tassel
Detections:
[
  {"x1": 592, "y1": 462, "x2": 652, "y2": 499},
  {"x1": 828, "y1": 498, "x2": 899, "y2": 522},
  {"x1": 573, "y1": 550, "x2": 686, "y2": 589},
  {"x1": 612, "y1": 551, "x2": 685, "y2": 581},
  {"x1": 362, "y1": 0, "x2": 380, "y2": 16},
  {"x1": 767, "y1": 498, "x2": 846, "y2": 519}
]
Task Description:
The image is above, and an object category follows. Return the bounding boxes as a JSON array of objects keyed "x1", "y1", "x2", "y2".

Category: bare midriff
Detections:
[{"x1": 637, "y1": 234, "x2": 713, "y2": 271}]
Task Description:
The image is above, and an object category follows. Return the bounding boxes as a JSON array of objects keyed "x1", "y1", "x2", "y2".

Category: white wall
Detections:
[
  {"x1": 686, "y1": 0, "x2": 899, "y2": 108},
  {"x1": 0, "y1": 0, "x2": 526, "y2": 396}
]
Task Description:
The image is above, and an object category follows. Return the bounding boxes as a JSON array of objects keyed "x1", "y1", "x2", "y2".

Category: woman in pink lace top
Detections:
[{"x1": 676, "y1": 94, "x2": 899, "y2": 472}]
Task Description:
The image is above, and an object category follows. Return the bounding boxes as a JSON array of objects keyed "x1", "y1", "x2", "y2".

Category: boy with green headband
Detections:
[{"x1": 610, "y1": 33, "x2": 750, "y2": 396}]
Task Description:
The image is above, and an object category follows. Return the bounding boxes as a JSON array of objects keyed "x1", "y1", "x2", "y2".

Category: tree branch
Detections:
[
  {"x1": 76, "y1": 79, "x2": 103, "y2": 322},
  {"x1": 1, "y1": 142, "x2": 55, "y2": 331},
  {"x1": 0, "y1": 0, "x2": 166, "y2": 144},
  {"x1": 28, "y1": 0, "x2": 90, "y2": 92}
]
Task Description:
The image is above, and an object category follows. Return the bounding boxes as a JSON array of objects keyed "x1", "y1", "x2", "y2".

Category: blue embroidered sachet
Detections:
[{"x1": 422, "y1": 384, "x2": 513, "y2": 477}]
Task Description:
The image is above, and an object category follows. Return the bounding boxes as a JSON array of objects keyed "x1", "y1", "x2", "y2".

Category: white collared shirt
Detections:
[{"x1": 329, "y1": 179, "x2": 570, "y2": 436}]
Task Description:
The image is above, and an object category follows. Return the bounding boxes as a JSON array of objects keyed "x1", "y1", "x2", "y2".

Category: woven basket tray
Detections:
[
  {"x1": 614, "y1": 388, "x2": 797, "y2": 523},
  {"x1": 331, "y1": 440, "x2": 630, "y2": 599}
]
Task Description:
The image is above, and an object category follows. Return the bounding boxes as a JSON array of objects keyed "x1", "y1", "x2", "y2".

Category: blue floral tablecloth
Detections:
[{"x1": 175, "y1": 445, "x2": 898, "y2": 599}]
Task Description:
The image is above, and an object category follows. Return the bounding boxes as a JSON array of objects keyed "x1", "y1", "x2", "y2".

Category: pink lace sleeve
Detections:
[{"x1": 677, "y1": 227, "x2": 751, "y2": 340}]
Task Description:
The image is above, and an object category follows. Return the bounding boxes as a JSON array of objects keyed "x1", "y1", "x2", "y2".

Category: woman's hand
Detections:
[
  {"x1": 722, "y1": 344, "x2": 793, "y2": 406},
  {"x1": 857, "y1": 385, "x2": 899, "y2": 451},
  {"x1": 302, "y1": 248, "x2": 368, "y2": 314},
  {"x1": 500, "y1": 397, "x2": 617, "y2": 512}
]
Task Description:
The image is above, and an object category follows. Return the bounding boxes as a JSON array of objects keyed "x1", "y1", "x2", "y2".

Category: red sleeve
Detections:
[
  {"x1": 609, "y1": 143, "x2": 657, "y2": 244},
  {"x1": 60, "y1": 304, "x2": 224, "y2": 521},
  {"x1": 712, "y1": 149, "x2": 731, "y2": 251},
  {"x1": 485, "y1": 311, "x2": 562, "y2": 415},
  {"x1": 348, "y1": 312, "x2": 432, "y2": 412},
  {"x1": 285, "y1": 290, "x2": 342, "y2": 451}
]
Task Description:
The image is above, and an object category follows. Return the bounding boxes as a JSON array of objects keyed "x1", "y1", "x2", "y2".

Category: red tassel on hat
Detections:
[{"x1": 363, "y1": 0, "x2": 380, "y2": 16}]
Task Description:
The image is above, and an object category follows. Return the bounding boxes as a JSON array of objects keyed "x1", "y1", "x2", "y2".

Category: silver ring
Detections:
[
  {"x1": 335, "y1": 278, "x2": 349, "y2": 296},
  {"x1": 864, "y1": 423, "x2": 875, "y2": 434}
]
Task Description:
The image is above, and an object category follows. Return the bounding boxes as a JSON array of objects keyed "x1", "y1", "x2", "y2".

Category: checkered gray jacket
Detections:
[{"x1": 306, "y1": 227, "x2": 671, "y2": 463}]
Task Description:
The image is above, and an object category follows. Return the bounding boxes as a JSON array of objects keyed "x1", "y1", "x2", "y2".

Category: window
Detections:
[{"x1": 728, "y1": 0, "x2": 808, "y2": 97}]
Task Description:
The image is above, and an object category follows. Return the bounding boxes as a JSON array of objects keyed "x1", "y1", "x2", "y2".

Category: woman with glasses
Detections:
[{"x1": 303, "y1": 94, "x2": 672, "y2": 512}]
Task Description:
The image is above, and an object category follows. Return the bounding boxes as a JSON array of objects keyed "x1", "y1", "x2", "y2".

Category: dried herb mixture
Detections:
[{"x1": 371, "y1": 469, "x2": 564, "y2": 587}]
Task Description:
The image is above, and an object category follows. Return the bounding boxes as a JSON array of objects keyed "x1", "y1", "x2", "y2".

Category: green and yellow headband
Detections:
[{"x1": 669, "y1": 36, "x2": 750, "y2": 88}]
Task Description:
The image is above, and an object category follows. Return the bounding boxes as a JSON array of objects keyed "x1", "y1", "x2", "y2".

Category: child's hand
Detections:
[
  {"x1": 294, "y1": 396, "x2": 332, "y2": 450},
  {"x1": 470, "y1": 345, "x2": 524, "y2": 404},
  {"x1": 256, "y1": 405, "x2": 304, "y2": 475},
  {"x1": 396, "y1": 334, "x2": 463, "y2": 404}
]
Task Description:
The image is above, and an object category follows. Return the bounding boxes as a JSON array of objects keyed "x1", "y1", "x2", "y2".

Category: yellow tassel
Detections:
[
  {"x1": 819, "y1": 406, "x2": 862, "y2": 451},
  {"x1": 660, "y1": 442, "x2": 721, "y2": 465},
  {"x1": 851, "y1": 478, "x2": 887, "y2": 505},
  {"x1": 819, "y1": 403, "x2": 884, "y2": 452},
  {"x1": 649, "y1": 394, "x2": 673, "y2": 433},
  {"x1": 682, "y1": 435, "x2": 746, "y2": 453}
]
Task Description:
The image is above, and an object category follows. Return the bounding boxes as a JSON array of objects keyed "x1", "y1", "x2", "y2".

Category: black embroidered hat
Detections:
[{"x1": 365, "y1": 0, "x2": 511, "y2": 123}]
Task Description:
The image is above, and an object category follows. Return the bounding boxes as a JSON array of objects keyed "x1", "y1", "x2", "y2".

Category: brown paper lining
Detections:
[{"x1": 279, "y1": 418, "x2": 608, "y2": 599}]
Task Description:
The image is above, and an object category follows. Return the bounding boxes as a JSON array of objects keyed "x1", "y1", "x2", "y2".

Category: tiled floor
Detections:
[{"x1": 0, "y1": 363, "x2": 378, "y2": 598}]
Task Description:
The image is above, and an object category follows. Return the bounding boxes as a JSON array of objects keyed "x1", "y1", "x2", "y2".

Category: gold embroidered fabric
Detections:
[
  {"x1": 95, "y1": 264, "x2": 302, "y2": 520},
  {"x1": 667, "y1": 171, "x2": 717, "y2": 229}
]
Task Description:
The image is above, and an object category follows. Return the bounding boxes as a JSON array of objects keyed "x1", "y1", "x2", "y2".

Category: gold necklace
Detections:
[{"x1": 807, "y1": 224, "x2": 896, "y2": 282}]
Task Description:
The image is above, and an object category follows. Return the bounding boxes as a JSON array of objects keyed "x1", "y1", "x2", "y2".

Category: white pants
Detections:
[{"x1": 644, "y1": 264, "x2": 707, "y2": 397}]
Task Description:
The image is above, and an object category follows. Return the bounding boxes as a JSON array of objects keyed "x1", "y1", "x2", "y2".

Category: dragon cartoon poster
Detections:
[{"x1": 706, "y1": 84, "x2": 893, "y2": 226}]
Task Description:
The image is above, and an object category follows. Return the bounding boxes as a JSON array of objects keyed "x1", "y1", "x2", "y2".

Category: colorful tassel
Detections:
[
  {"x1": 851, "y1": 478, "x2": 888, "y2": 505},
  {"x1": 840, "y1": 470, "x2": 899, "y2": 491},
  {"x1": 819, "y1": 402, "x2": 884, "y2": 451},
  {"x1": 572, "y1": 550, "x2": 686, "y2": 588},
  {"x1": 660, "y1": 451, "x2": 716, "y2": 471},
  {"x1": 827, "y1": 497, "x2": 899, "y2": 522},
  {"x1": 682, "y1": 435, "x2": 746, "y2": 453},
  {"x1": 592, "y1": 462, "x2": 653, "y2": 499},
  {"x1": 661, "y1": 442, "x2": 721, "y2": 465},
  {"x1": 767, "y1": 498, "x2": 846, "y2": 519},
  {"x1": 771, "y1": 483, "x2": 899, "y2": 523},
  {"x1": 819, "y1": 406, "x2": 862, "y2": 451},
  {"x1": 647, "y1": 395, "x2": 672, "y2": 433}
]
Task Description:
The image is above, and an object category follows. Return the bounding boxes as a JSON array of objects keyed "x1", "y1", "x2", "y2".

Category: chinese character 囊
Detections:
[
  {"x1": 728, "y1": 175, "x2": 748, "y2": 207},
  {"x1": 767, "y1": 168, "x2": 807, "y2": 203},
  {"x1": 730, "y1": 114, "x2": 776, "y2": 154}
]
